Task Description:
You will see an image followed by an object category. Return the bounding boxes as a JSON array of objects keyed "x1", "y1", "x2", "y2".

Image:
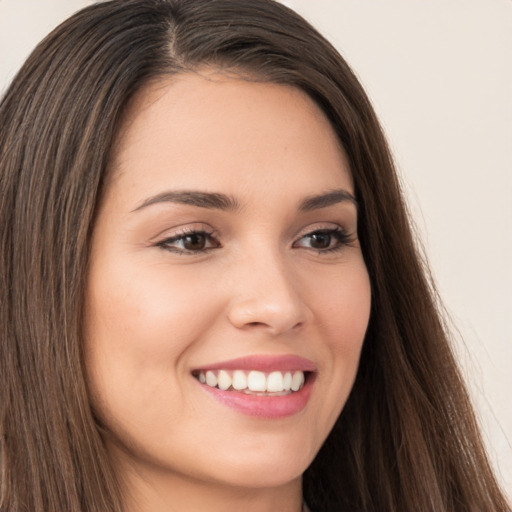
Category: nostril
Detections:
[{"x1": 226, "y1": 293, "x2": 311, "y2": 334}]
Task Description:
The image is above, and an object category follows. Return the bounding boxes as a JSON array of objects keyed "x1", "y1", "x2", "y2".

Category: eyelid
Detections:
[
  {"x1": 150, "y1": 222, "x2": 215, "y2": 243},
  {"x1": 153, "y1": 223, "x2": 220, "y2": 254},
  {"x1": 292, "y1": 221, "x2": 353, "y2": 240},
  {"x1": 150, "y1": 221, "x2": 357, "y2": 255},
  {"x1": 292, "y1": 223, "x2": 357, "y2": 253}
]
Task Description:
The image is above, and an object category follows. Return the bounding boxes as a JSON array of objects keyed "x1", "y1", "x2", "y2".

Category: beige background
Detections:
[{"x1": 1, "y1": 0, "x2": 510, "y2": 498}]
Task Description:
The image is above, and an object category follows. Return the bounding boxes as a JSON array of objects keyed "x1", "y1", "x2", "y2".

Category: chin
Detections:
[
  {"x1": 201, "y1": 439, "x2": 315, "y2": 490},
  {"x1": 209, "y1": 460, "x2": 306, "y2": 490}
]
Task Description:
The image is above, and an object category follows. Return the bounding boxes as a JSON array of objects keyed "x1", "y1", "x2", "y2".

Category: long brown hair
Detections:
[{"x1": 0, "y1": 1, "x2": 508, "y2": 511}]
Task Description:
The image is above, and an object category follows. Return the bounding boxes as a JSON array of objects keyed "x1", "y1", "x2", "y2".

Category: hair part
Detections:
[{"x1": 0, "y1": 1, "x2": 508, "y2": 511}]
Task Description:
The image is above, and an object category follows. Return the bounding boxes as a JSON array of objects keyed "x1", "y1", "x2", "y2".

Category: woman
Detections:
[{"x1": 0, "y1": 0, "x2": 509, "y2": 511}]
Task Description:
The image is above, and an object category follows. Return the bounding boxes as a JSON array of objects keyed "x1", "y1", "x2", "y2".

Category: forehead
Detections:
[{"x1": 107, "y1": 70, "x2": 353, "y2": 204}]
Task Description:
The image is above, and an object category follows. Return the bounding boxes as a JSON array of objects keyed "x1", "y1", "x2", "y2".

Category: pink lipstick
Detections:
[{"x1": 192, "y1": 355, "x2": 316, "y2": 418}]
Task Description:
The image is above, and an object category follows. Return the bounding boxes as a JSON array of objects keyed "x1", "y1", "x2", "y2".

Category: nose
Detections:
[{"x1": 226, "y1": 250, "x2": 312, "y2": 336}]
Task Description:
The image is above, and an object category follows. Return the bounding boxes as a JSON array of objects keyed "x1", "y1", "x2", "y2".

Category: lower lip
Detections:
[{"x1": 197, "y1": 375, "x2": 315, "y2": 419}]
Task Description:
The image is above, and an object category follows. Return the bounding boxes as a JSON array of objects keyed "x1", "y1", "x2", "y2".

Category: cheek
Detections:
[
  {"x1": 82, "y1": 259, "x2": 225, "y2": 426},
  {"x1": 306, "y1": 260, "x2": 371, "y2": 422},
  {"x1": 85, "y1": 260, "x2": 221, "y2": 362},
  {"x1": 309, "y1": 259, "x2": 371, "y2": 350},
  {"x1": 83, "y1": 262, "x2": 226, "y2": 447}
]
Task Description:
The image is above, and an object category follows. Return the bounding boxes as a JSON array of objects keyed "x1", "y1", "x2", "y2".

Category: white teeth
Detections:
[
  {"x1": 232, "y1": 370, "x2": 247, "y2": 390},
  {"x1": 247, "y1": 371, "x2": 267, "y2": 392},
  {"x1": 197, "y1": 369, "x2": 306, "y2": 393},
  {"x1": 217, "y1": 370, "x2": 232, "y2": 390},
  {"x1": 205, "y1": 370, "x2": 217, "y2": 387},
  {"x1": 291, "y1": 371, "x2": 304, "y2": 391},
  {"x1": 283, "y1": 371, "x2": 292, "y2": 391},
  {"x1": 266, "y1": 371, "x2": 284, "y2": 392}
]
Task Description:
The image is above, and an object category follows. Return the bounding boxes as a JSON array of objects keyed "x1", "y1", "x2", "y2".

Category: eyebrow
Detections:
[
  {"x1": 298, "y1": 189, "x2": 358, "y2": 211},
  {"x1": 132, "y1": 188, "x2": 357, "y2": 213},
  {"x1": 132, "y1": 191, "x2": 241, "y2": 212}
]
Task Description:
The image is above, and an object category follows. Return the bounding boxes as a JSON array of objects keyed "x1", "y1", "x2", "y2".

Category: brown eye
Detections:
[
  {"x1": 182, "y1": 233, "x2": 207, "y2": 251},
  {"x1": 157, "y1": 230, "x2": 220, "y2": 254},
  {"x1": 309, "y1": 232, "x2": 332, "y2": 249},
  {"x1": 293, "y1": 228, "x2": 352, "y2": 253}
]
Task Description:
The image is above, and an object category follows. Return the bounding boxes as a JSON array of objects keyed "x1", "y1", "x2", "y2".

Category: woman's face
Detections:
[{"x1": 84, "y1": 71, "x2": 371, "y2": 496}]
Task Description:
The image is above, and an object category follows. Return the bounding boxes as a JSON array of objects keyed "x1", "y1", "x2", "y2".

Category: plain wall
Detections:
[{"x1": 1, "y1": 0, "x2": 511, "y2": 498}]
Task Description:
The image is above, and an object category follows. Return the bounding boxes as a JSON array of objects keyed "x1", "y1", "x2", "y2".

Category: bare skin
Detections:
[{"x1": 84, "y1": 70, "x2": 371, "y2": 512}]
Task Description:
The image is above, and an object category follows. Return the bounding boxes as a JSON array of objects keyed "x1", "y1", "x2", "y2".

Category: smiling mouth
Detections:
[{"x1": 193, "y1": 369, "x2": 308, "y2": 395}]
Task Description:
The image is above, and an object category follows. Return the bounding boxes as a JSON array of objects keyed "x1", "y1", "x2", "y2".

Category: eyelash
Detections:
[
  {"x1": 156, "y1": 226, "x2": 354, "y2": 255},
  {"x1": 156, "y1": 228, "x2": 219, "y2": 254},
  {"x1": 293, "y1": 227, "x2": 354, "y2": 253}
]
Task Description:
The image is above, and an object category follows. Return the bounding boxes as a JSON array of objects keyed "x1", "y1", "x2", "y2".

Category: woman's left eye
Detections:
[
  {"x1": 293, "y1": 228, "x2": 353, "y2": 252},
  {"x1": 156, "y1": 230, "x2": 220, "y2": 253}
]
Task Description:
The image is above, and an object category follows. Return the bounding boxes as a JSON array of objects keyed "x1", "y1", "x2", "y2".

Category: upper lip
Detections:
[{"x1": 193, "y1": 355, "x2": 317, "y2": 373}]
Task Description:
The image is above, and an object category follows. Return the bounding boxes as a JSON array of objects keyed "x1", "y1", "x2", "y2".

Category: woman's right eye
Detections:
[{"x1": 156, "y1": 230, "x2": 221, "y2": 254}]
